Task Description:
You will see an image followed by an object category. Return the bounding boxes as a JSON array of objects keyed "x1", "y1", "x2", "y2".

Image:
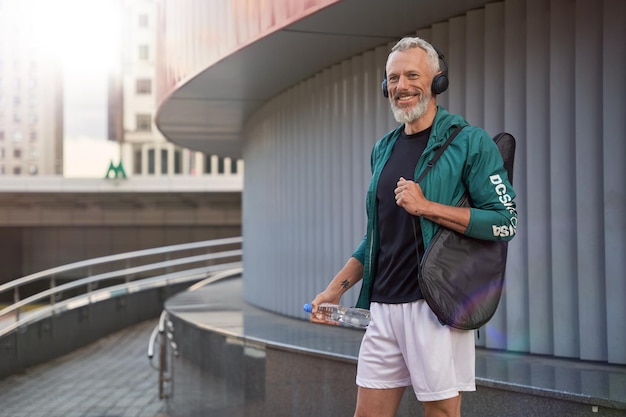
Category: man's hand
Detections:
[
  {"x1": 394, "y1": 176, "x2": 430, "y2": 216},
  {"x1": 394, "y1": 177, "x2": 471, "y2": 234},
  {"x1": 308, "y1": 257, "x2": 364, "y2": 323},
  {"x1": 309, "y1": 290, "x2": 341, "y2": 324}
]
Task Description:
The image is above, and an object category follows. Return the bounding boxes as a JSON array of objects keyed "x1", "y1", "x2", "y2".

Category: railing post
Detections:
[
  {"x1": 125, "y1": 259, "x2": 131, "y2": 284},
  {"x1": 165, "y1": 251, "x2": 173, "y2": 277},
  {"x1": 158, "y1": 328, "x2": 167, "y2": 399},
  {"x1": 13, "y1": 287, "x2": 20, "y2": 323},
  {"x1": 87, "y1": 265, "x2": 93, "y2": 294},
  {"x1": 50, "y1": 275, "x2": 56, "y2": 307}
]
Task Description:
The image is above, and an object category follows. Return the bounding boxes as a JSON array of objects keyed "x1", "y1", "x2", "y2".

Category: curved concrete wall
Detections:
[{"x1": 242, "y1": 0, "x2": 626, "y2": 365}]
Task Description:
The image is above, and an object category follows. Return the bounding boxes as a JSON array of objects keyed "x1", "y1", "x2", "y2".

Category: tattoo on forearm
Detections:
[{"x1": 340, "y1": 280, "x2": 350, "y2": 289}]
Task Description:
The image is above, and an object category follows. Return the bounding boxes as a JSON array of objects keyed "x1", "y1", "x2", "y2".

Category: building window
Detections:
[
  {"x1": 13, "y1": 113, "x2": 21, "y2": 123},
  {"x1": 136, "y1": 114, "x2": 151, "y2": 131},
  {"x1": 203, "y1": 154, "x2": 210, "y2": 174},
  {"x1": 13, "y1": 166, "x2": 21, "y2": 175},
  {"x1": 135, "y1": 78, "x2": 151, "y2": 94},
  {"x1": 29, "y1": 165, "x2": 37, "y2": 175},
  {"x1": 0, "y1": 130, "x2": 4, "y2": 141},
  {"x1": 133, "y1": 148, "x2": 142, "y2": 174},
  {"x1": 138, "y1": 13, "x2": 149, "y2": 27},
  {"x1": 30, "y1": 131, "x2": 37, "y2": 141},
  {"x1": 12, "y1": 130, "x2": 22, "y2": 142},
  {"x1": 174, "y1": 149, "x2": 182, "y2": 174},
  {"x1": 161, "y1": 149, "x2": 168, "y2": 174},
  {"x1": 13, "y1": 148, "x2": 21, "y2": 158},
  {"x1": 147, "y1": 149, "x2": 155, "y2": 174},
  {"x1": 138, "y1": 45, "x2": 149, "y2": 60}
]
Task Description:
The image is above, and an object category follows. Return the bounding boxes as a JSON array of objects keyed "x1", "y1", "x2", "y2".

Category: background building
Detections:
[
  {"x1": 154, "y1": 0, "x2": 626, "y2": 366},
  {"x1": 0, "y1": 0, "x2": 63, "y2": 176},
  {"x1": 108, "y1": 0, "x2": 243, "y2": 178}
]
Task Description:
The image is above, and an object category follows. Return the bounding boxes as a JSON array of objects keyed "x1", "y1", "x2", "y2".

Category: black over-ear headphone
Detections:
[{"x1": 381, "y1": 45, "x2": 449, "y2": 98}]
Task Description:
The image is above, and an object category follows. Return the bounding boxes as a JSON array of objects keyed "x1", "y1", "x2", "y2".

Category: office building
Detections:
[
  {"x1": 0, "y1": 0, "x2": 63, "y2": 176},
  {"x1": 108, "y1": 0, "x2": 242, "y2": 177}
]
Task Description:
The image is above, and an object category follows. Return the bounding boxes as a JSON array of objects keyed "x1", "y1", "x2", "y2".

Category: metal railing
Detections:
[
  {"x1": 0, "y1": 237, "x2": 243, "y2": 339},
  {"x1": 146, "y1": 267, "x2": 243, "y2": 399}
]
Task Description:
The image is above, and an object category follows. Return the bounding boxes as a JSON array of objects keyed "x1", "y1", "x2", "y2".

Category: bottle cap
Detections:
[{"x1": 303, "y1": 303, "x2": 313, "y2": 313}]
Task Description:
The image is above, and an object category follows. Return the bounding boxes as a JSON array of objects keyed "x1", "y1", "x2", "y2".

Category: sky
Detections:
[
  {"x1": 22, "y1": 0, "x2": 123, "y2": 177},
  {"x1": 60, "y1": 0, "x2": 123, "y2": 177}
]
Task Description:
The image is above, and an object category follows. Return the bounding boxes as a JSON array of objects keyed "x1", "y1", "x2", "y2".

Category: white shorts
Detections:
[{"x1": 356, "y1": 300, "x2": 476, "y2": 402}]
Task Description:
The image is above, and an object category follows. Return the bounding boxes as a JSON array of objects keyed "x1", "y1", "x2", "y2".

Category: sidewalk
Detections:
[{"x1": 0, "y1": 319, "x2": 167, "y2": 417}]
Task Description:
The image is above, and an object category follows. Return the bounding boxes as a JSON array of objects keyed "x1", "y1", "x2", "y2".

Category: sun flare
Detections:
[{"x1": 19, "y1": 0, "x2": 122, "y2": 74}]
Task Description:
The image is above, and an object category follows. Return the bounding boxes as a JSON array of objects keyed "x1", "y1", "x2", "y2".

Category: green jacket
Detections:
[{"x1": 353, "y1": 106, "x2": 518, "y2": 309}]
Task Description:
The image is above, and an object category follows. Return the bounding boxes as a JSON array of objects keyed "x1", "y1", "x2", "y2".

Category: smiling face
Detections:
[{"x1": 386, "y1": 47, "x2": 439, "y2": 133}]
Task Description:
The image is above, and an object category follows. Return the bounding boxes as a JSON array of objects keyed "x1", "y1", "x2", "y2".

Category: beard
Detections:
[{"x1": 390, "y1": 90, "x2": 431, "y2": 124}]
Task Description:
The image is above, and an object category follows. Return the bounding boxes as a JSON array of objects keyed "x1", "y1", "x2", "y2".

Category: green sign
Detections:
[{"x1": 105, "y1": 161, "x2": 127, "y2": 179}]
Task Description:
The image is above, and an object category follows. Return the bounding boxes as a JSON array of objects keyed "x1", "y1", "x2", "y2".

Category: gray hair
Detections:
[{"x1": 390, "y1": 37, "x2": 440, "y2": 74}]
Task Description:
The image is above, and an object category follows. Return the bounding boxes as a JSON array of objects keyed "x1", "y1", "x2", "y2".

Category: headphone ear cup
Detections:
[
  {"x1": 381, "y1": 78, "x2": 389, "y2": 98},
  {"x1": 431, "y1": 73, "x2": 449, "y2": 95}
]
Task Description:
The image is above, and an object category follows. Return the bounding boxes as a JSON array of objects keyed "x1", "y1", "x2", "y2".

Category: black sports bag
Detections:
[{"x1": 416, "y1": 129, "x2": 516, "y2": 330}]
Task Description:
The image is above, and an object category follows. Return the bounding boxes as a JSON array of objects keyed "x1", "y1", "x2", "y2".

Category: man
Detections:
[{"x1": 310, "y1": 37, "x2": 517, "y2": 417}]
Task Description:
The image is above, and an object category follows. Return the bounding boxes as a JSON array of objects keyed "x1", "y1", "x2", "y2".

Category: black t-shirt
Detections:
[{"x1": 371, "y1": 127, "x2": 430, "y2": 304}]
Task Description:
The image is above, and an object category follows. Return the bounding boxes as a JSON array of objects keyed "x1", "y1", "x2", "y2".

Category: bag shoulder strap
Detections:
[{"x1": 415, "y1": 125, "x2": 464, "y2": 183}]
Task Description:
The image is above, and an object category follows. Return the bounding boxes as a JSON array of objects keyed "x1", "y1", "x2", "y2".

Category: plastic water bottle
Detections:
[{"x1": 303, "y1": 303, "x2": 370, "y2": 329}]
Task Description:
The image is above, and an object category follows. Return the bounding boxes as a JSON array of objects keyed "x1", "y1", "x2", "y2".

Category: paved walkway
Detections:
[{"x1": 0, "y1": 319, "x2": 168, "y2": 417}]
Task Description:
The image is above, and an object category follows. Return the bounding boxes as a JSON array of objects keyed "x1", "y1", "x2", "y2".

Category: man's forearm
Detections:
[
  {"x1": 421, "y1": 202, "x2": 471, "y2": 234},
  {"x1": 327, "y1": 257, "x2": 364, "y2": 298}
]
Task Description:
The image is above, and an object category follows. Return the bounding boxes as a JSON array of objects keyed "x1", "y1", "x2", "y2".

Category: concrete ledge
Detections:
[
  {"x1": 165, "y1": 277, "x2": 626, "y2": 417},
  {"x1": 0, "y1": 175, "x2": 243, "y2": 193}
]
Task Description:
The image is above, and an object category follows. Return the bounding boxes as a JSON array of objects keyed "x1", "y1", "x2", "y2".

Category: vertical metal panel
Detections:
[
  {"x1": 378, "y1": 43, "x2": 398, "y2": 135},
  {"x1": 525, "y1": 0, "x2": 553, "y2": 356},
  {"x1": 461, "y1": 9, "x2": 488, "y2": 348},
  {"x1": 430, "y1": 23, "x2": 450, "y2": 110},
  {"x1": 603, "y1": 0, "x2": 626, "y2": 365},
  {"x1": 464, "y1": 9, "x2": 485, "y2": 128},
  {"x1": 242, "y1": 50, "x2": 389, "y2": 314},
  {"x1": 503, "y1": 0, "x2": 530, "y2": 354},
  {"x1": 345, "y1": 57, "x2": 361, "y2": 252},
  {"x1": 483, "y1": 3, "x2": 505, "y2": 135},
  {"x1": 549, "y1": 0, "x2": 579, "y2": 359},
  {"x1": 242, "y1": 0, "x2": 626, "y2": 364},
  {"x1": 575, "y1": 0, "x2": 607, "y2": 362},
  {"x1": 448, "y1": 16, "x2": 467, "y2": 116},
  {"x1": 483, "y1": 2, "x2": 507, "y2": 350},
  {"x1": 452, "y1": 9, "x2": 486, "y2": 348},
  {"x1": 354, "y1": 56, "x2": 368, "y2": 237}
]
